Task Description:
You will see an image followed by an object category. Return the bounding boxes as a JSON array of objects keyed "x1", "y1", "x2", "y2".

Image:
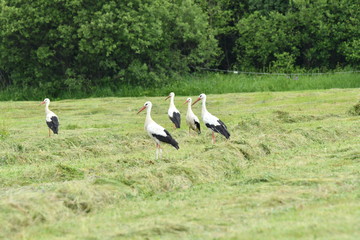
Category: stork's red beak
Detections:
[
  {"x1": 183, "y1": 100, "x2": 189, "y2": 105},
  {"x1": 137, "y1": 106, "x2": 146, "y2": 114},
  {"x1": 39, "y1": 101, "x2": 45, "y2": 106},
  {"x1": 165, "y1": 95, "x2": 170, "y2": 100},
  {"x1": 192, "y1": 97, "x2": 201, "y2": 106}
]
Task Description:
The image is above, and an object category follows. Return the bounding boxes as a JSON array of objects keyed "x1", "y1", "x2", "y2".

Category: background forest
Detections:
[{"x1": 0, "y1": 0, "x2": 359, "y2": 97}]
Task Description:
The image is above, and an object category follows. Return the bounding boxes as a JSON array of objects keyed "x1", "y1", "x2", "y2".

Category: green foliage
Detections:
[
  {"x1": 234, "y1": 0, "x2": 360, "y2": 71},
  {"x1": 248, "y1": 0, "x2": 291, "y2": 14},
  {"x1": 235, "y1": 11, "x2": 298, "y2": 70},
  {"x1": 342, "y1": 39, "x2": 360, "y2": 66},
  {"x1": 270, "y1": 52, "x2": 297, "y2": 73},
  {"x1": 0, "y1": 0, "x2": 218, "y2": 92},
  {"x1": 0, "y1": 0, "x2": 359, "y2": 98}
]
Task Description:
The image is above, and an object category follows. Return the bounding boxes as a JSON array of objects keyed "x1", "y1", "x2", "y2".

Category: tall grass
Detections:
[
  {"x1": 0, "y1": 72, "x2": 359, "y2": 100},
  {"x1": 156, "y1": 72, "x2": 360, "y2": 96}
]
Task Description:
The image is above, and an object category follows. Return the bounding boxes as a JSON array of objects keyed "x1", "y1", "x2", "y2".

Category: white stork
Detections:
[
  {"x1": 192, "y1": 93, "x2": 230, "y2": 143},
  {"x1": 184, "y1": 97, "x2": 201, "y2": 135},
  {"x1": 165, "y1": 92, "x2": 181, "y2": 128},
  {"x1": 137, "y1": 101, "x2": 179, "y2": 159},
  {"x1": 40, "y1": 98, "x2": 59, "y2": 137}
]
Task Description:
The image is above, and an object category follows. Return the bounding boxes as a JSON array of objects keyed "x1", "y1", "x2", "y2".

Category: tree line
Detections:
[{"x1": 0, "y1": 0, "x2": 359, "y2": 95}]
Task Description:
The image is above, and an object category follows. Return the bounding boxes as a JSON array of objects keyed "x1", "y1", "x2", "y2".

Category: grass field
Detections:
[
  {"x1": 0, "y1": 88, "x2": 359, "y2": 239},
  {"x1": 0, "y1": 72, "x2": 359, "y2": 100}
]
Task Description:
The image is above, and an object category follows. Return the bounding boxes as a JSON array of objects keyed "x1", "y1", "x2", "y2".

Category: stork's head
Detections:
[
  {"x1": 40, "y1": 98, "x2": 50, "y2": 106},
  {"x1": 184, "y1": 97, "x2": 192, "y2": 105},
  {"x1": 165, "y1": 92, "x2": 175, "y2": 100},
  {"x1": 192, "y1": 93, "x2": 206, "y2": 105},
  {"x1": 137, "y1": 101, "x2": 152, "y2": 114}
]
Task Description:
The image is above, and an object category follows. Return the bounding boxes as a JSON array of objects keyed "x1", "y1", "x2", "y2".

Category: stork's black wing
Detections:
[
  {"x1": 46, "y1": 116, "x2": 59, "y2": 134},
  {"x1": 194, "y1": 119, "x2": 201, "y2": 134},
  {"x1": 205, "y1": 120, "x2": 230, "y2": 139},
  {"x1": 169, "y1": 112, "x2": 181, "y2": 128},
  {"x1": 152, "y1": 129, "x2": 179, "y2": 149}
]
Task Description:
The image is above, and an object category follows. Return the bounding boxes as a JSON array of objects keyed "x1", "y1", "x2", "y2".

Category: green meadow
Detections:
[{"x1": 0, "y1": 88, "x2": 359, "y2": 239}]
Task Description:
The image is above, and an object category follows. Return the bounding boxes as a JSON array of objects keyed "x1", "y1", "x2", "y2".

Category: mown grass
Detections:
[
  {"x1": 0, "y1": 88, "x2": 359, "y2": 239},
  {"x1": 0, "y1": 72, "x2": 359, "y2": 100}
]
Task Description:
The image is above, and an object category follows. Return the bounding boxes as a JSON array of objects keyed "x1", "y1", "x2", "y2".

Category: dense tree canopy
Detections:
[{"x1": 0, "y1": 0, "x2": 359, "y2": 93}]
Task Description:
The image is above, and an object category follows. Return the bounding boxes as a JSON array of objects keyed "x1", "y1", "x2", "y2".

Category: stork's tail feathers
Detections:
[
  {"x1": 170, "y1": 112, "x2": 181, "y2": 128},
  {"x1": 217, "y1": 120, "x2": 230, "y2": 139},
  {"x1": 221, "y1": 128, "x2": 230, "y2": 139},
  {"x1": 194, "y1": 121, "x2": 201, "y2": 135},
  {"x1": 46, "y1": 116, "x2": 59, "y2": 135},
  {"x1": 157, "y1": 129, "x2": 180, "y2": 150},
  {"x1": 170, "y1": 138, "x2": 180, "y2": 150},
  {"x1": 206, "y1": 121, "x2": 230, "y2": 139}
]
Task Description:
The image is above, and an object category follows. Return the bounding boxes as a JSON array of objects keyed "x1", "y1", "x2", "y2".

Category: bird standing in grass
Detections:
[
  {"x1": 165, "y1": 92, "x2": 181, "y2": 128},
  {"x1": 40, "y1": 98, "x2": 59, "y2": 137},
  {"x1": 184, "y1": 97, "x2": 201, "y2": 135},
  {"x1": 192, "y1": 93, "x2": 230, "y2": 144},
  {"x1": 138, "y1": 101, "x2": 179, "y2": 159}
]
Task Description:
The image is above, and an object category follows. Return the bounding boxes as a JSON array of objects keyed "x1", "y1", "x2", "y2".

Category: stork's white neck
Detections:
[
  {"x1": 169, "y1": 95, "x2": 175, "y2": 108},
  {"x1": 145, "y1": 105, "x2": 153, "y2": 127},
  {"x1": 44, "y1": 103, "x2": 51, "y2": 115},
  {"x1": 201, "y1": 97, "x2": 209, "y2": 117},
  {"x1": 187, "y1": 100, "x2": 194, "y2": 114},
  {"x1": 187, "y1": 101, "x2": 192, "y2": 111}
]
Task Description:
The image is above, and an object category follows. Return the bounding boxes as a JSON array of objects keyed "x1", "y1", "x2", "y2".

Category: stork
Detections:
[
  {"x1": 165, "y1": 92, "x2": 181, "y2": 128},
  {"x1": 192, "y1": 93, "x2": 230, "y2": 143},
  {"x1": 40, "y1": 98, "x2": 59, "y2": 137},
  {"x1": 184, "y1": 97, "x2": 201, "y2": 135},
  {"x1": 137, "y1": 101, "x2": 179, "y2": 159}
]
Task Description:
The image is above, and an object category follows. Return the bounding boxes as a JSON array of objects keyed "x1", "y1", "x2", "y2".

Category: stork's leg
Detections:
[
  {"x1": 48, "y1": 128, "x2": 51, "y2": 137},
  {"x1": 155, "y1": 144, "x2": 159, "y2": 160},
  {"x1": 212, "y1": 132, "x2": 216, "y2": 144},
  {"x1": 159, "y1": 145, "x2": 163, "y2": 159},
  {"x1": 156, "y1": 143, "x2": 163, "y2": 160}
]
